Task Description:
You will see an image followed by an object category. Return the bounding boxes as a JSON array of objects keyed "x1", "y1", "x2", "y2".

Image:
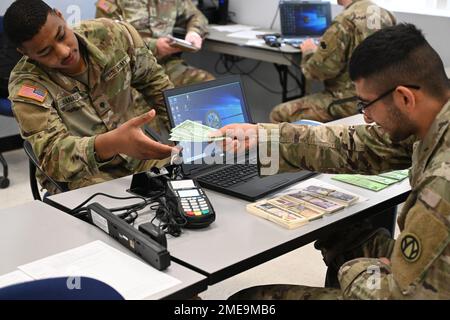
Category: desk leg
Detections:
[{"x1": 274, "y1": 64, "x2": 305, "y2": 102}]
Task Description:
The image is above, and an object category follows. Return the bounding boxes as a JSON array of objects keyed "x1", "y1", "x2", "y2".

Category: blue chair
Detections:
[
  {"x1": 0, "y1": 15, "x2": 17, "y2": 188},
  {"x1": 23, "y1": 140, "x2": 68, "y2": 201},
  {"x1": 0, "y1": 98, "x2": 12, "y2": 188},
  {"x1": 0, "y1": 277, "x2": 124, "y2": 300},
  {"x1": 0, "y1": 98, "x2": 12, "y2": 117}
]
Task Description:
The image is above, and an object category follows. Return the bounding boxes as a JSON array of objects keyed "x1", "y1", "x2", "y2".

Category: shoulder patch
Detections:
[
  {"x1": 97, "y1": 0, "x2": 117, "y2": 13},
  {"x1": 400, "y1": 233, "x2": 421, "y2": 262},
  {"x1": 419, "y1": 188, "x2": 441, "y2": 209},
  {"x1": 17, "y1": 85, "x2": 47, "y2": 103}
]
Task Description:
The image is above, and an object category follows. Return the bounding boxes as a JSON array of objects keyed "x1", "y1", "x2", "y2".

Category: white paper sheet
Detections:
[
  {"x1": 211, "y1": 24, "x2": 254, "y2": 33},
  {"x1": 18, "y1": 240, "x2": 181, "y2": 300},
  {"x1": 227, "y1": 30, "x2": 266, "y2": 39},
  {"x1": 0, "y1": 270, "x2": 34, "y2": 289},
  {"x1": 246, "y1": 39, "x2": 266, "y2": 47}
]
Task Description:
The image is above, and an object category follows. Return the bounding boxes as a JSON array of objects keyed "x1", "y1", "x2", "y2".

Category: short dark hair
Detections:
[
  {"x1": 349, "y1": 23, "x2": 449, "y2": 98},
  {"x1": 3, "y1": 0, "x2": 55, "y2": 47}
]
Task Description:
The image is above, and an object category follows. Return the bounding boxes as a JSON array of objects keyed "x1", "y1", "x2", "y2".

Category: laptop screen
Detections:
[
  {"x1": 164, "y1": 76, "x2": 251, "y2": 164},
  {"x1": 280, "y1": 1, "x2": 332, "y2": 37}
]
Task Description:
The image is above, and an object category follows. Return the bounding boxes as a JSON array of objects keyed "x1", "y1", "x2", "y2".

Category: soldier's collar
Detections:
[
  {"x1": 73, "y1": 32, "x2": 108, "y2": 69},
  {"x1": 416, "y1": 98, "x2": 450, "y2": 162},
  {"x1": 346, "y1": 0, "x2": 364, "y2": 10}
]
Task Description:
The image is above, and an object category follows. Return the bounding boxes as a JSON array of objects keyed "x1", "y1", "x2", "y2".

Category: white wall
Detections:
[{"x1": 1, "y1": 0, "x2": 96, "y2": 20}]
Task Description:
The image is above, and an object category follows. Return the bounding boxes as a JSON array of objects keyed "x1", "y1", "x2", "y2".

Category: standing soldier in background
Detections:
[
  {"x1": 95, "y1": 0, "x2": 215, "y2": 87},
  {"x1": 270, "y1": 0, "x2": 396, "y2": 124}
]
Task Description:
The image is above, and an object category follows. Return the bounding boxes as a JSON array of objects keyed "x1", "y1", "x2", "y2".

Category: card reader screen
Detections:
[
  {"x1": 170, "y1": 180, "x2": 196, "y2": 190},
  {"x1": 178, "y1": 189, "x2": 200, "y2": 197}
]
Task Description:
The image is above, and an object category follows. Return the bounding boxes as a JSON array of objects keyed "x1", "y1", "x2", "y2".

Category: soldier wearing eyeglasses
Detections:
[{"x1": 217, "y1": 23, "x2": 450, "y2": 299}]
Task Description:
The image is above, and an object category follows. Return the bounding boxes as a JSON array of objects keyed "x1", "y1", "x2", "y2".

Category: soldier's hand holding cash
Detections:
[
  {"x1": 169, "y1": 120, "x2": 228, "y2": 142},
  {"x1": 208, "y1": 123, "x2": 259, "y2": 155}
]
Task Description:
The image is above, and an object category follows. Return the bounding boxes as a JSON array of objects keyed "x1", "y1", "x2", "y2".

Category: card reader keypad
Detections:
[{"x1": 180, "y1": 196, "x2": 210, "y2": 217}]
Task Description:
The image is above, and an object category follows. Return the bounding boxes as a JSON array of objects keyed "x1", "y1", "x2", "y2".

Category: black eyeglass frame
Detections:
[{"x1": 357, "y1": 85, "x2": 421, "y2": 114}]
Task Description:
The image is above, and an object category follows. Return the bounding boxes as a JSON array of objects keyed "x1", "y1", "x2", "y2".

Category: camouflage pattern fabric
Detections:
[
  {"x1": 252, "y1": 99, "x2": 450, "y2": 299},
  {"x1": 229, "y1": 285, "x2": 342, "y2": 300},
  {"x1": 270, "y1": 0, "x2": 396, "y2": 123},
  {"x1": 95, "y1": 0, "x2": 215, "y2": 87},
  {"x1": 9, "y1": 19, "x2": 173, "y2": 193}
]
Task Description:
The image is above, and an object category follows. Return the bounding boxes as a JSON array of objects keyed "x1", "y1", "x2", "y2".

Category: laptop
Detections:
[
  {"x1": 279, "y1": 0, "x2": 332, "y2": 46},
  {"x1": 163, "y1": 75, "x2": 315, "y2": 202}
]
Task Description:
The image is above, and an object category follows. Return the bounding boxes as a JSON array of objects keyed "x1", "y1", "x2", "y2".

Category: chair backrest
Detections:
[
  {"x1": 23, "y1": 140, "x2": 68, "y2": 200},
  {"x1": 0, "y1": 277, "x2": 124, "y2": 300},
  {"x1": 0, "y1": 98, "x2": 13, "y2": 116}
]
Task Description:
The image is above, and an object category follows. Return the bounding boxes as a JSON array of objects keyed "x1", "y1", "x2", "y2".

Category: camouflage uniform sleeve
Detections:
[
  {"x1": 257, "y1": 123, "x2": 414, "y2": 175},
  {"x1": 177, "y1": 0, "x2": 209, "y2": 37},
  {"x1": 338, "y1": 177, "x2": 450, "y2": 299},
  {"x1": 116, "y1": 21, "x2": 173, "y2": 129},
  {"x1": 95, "y1": 1, "x2": 159, "y2": 55},
  {"x1": 301, "y1": 21, "x2": 351, "y2": 81},
  {"x1": 9, "y1": 81, "x2": 102, "y2": 184}
]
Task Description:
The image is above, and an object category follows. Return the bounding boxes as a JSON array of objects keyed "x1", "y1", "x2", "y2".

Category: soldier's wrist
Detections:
[{"x1": 94, "y1": 132, "x2": 118, "y2": 162}]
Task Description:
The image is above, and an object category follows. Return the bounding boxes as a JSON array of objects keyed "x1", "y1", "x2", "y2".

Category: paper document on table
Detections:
[
  {"x1": 0, "y1": 270, "x2": 34, "y2": 289},
  {"x1": 228, "y1": 30, "x2": 266, "y2": 39},
  {"x1": 211, "y1": 24, "x2": 254, "y2": 33},
  {"x1": 18, "y1": 240, "x2": 181, "y2": 300},
  {"x1": 246, "y1": 39, "x2": 266, "y2": 47}
]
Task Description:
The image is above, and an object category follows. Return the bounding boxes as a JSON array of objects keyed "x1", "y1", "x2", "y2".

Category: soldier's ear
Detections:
[
  {"x1": 16, "y1": 47, "x2": 25, "y2": 56},
  {"x1": 54, "y1": 9, "x2": 66, "y2": 22}
]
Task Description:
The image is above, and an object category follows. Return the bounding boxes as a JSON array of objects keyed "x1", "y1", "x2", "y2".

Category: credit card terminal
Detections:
[{"x1": 167, "y1": 179, "x2": 215, "y2": 228}]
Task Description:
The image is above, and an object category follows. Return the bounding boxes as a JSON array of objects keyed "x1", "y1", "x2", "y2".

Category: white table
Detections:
[{"x1": 0, "y1": 201, "x2": 207, "y2": 299}]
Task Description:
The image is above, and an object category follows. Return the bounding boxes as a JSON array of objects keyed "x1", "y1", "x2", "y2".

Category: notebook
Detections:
[{"x1": 163, "y1": 75, "x2": 315, "y2": 201}]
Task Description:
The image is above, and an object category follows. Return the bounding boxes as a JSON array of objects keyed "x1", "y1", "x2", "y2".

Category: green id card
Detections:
[{"x1": 332, "y1": 175, "x2": 388, "y2": 191}]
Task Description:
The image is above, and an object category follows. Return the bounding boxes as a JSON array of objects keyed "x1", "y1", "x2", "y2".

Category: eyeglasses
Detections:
[{"x1": 357, "y1": 85, "x2": 421, "y2": 114}]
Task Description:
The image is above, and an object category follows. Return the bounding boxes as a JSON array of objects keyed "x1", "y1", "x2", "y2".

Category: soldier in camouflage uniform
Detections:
[
  {"x1": 5, "y1": 0, "x2": 177, "y2": 193},
  {"x1": 270, "y1": 0, "x2": 396, "y2": 123},
  {"x1": 95, "y1": 0, "x2": 215, "y2": 87},
  {"x1": 218, "y1": 24, "x2": 450, "y2": 299}
]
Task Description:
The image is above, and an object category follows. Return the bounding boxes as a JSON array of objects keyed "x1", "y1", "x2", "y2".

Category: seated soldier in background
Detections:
[
  {"x1": 4, "y1": 0, "x2": 177, "y2": 193},
  {"x1": 270, "y1": 0, "x2": 396, "y2": 124},
  {"x1": 95, "y1": 0, "x2": 215, "y2": 87}
]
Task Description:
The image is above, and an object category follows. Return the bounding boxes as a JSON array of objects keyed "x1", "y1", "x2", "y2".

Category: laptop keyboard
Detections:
[{"x1": 197, "y1": 164, "x2": 259, "y2": 188}]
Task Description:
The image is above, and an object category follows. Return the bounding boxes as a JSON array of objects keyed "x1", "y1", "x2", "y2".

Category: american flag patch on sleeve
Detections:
[
  {"x1": 97, "y1": 0, "x2": 114, "y2": 13},
  {"x1": 18, "y1": 85, "x2": 48, "y2": 103}
]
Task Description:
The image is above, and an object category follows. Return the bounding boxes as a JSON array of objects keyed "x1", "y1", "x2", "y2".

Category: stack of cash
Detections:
[
  {"x1": 169, "y1": 120, "x2": 225, "y2": 142},
  {"x1": 246, "y1": 185, "x2": 360, "y2": 229}
]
